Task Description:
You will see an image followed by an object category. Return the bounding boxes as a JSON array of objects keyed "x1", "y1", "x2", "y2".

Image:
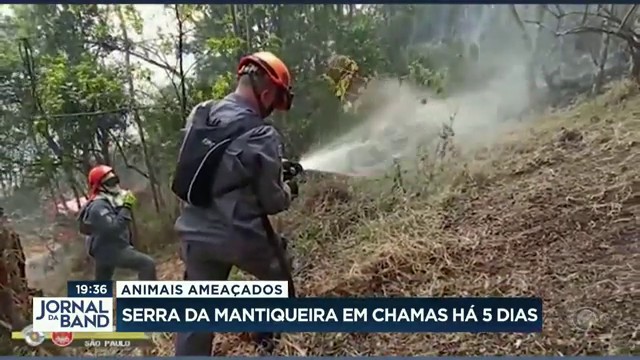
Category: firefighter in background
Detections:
[
  {"x1": 77, "y1": 165, "x2": 157, "y2": 281},
  {"x1": 171, "y1": 51, "x2": 296, "y2": 355}
]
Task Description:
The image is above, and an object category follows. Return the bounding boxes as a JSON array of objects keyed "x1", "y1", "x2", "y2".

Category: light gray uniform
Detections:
[{"x1": 174, "y1": 94, "x2": 292, "y2": 356}]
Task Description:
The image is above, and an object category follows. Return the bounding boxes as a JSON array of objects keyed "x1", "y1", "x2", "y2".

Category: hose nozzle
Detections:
[{"x1": 282, "y1": 159, "x2": 303, "y2": 181}]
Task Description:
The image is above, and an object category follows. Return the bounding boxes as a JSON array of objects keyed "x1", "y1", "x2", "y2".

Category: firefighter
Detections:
[
  {"x1": 77, "y1": 165, "x2": 157, "y2": 281},
  {"x1": 172, "y1": 51, "x2": 296, "y2": 355}
]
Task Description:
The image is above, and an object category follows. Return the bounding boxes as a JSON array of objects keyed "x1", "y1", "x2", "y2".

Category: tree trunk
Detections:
[
  {"x1": 52, "y1": 174, "x2": 69, "y2": 211},
  {"x1": 117, "y1": 7, "x2": 162, "y2": 213},
  {"x1": 631, "y1": 48, "x2": 640, "y2": 83},
  {"x1": 592, "y1": 5, "x2": 613, "y2": 95},
  {"x1": 508, "y1": 5, "x2": 537, "y2": 95},
  {"x1": 243, "y1": 5, "x2": 253, "y2": 52},
  {"x1": 97, "y1": 127, "x2": 112, "y2": 166},
  {"x1": 174, "y1": 5, "x2": 188, "y2": 121}
]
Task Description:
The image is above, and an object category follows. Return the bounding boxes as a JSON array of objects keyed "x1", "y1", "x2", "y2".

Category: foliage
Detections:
[
  {"x1": 0, "y1": 6, "x2": 638, "y2": 356},
  {"x1": 1, "y1": 3, "x2": 634, "y2": 234}
]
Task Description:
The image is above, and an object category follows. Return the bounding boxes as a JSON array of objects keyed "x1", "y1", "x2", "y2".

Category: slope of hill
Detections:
[{"x1": 149, "y1": 81, "x2": 639, "y2": 356}]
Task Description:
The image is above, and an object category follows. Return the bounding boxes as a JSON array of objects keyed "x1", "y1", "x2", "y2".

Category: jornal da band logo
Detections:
[{"x1": 32, "y1": 297, "x2": 113, "y2": 332}]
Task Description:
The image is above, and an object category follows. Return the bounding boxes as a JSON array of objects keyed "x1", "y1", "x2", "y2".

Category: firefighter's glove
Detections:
[
  {"x1": 122, "y1": 191, "x2": 137, "y2": 209},
  {"x1": 286, "y1": 180, "x2": 299, "y2": 200}
]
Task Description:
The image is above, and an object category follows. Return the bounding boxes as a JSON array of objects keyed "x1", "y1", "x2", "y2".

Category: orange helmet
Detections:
[
  {"x1": 237, "y1": 51, "x2": 294, "y2": 111},
  {"x1": 87, "y1": 165, "x2": 114, "y2": 199}
]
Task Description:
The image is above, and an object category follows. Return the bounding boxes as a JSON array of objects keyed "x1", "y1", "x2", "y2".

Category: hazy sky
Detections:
[
  {"x1": 129, "y1": 5, "x2": 196, "y2": 86},
  {"x1": 0, "y1": 5, "x2": 196, "y2": 88}
]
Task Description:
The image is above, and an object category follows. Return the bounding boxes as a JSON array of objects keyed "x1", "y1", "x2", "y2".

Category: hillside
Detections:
[
  {"x1": 143, "y1": 81, "x2": 640, "y2": 356},
  {"x1": 3, "y1": 4, "x2": 640, "y2": 357}
]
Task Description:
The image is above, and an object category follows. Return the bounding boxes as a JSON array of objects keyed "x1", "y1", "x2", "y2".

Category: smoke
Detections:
[
  {"x1": 300, "y1": 63, "x2": 531, "y2": 175},
  {"x1": 300, "y1": 6, "x2": 545, "y2": 176}
]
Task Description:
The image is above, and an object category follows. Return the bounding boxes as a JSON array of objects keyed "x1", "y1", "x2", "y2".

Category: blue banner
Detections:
[
  {"x1": 115, "y1": 297, "x2": 542, "y2": 333},
  {"x1": 67, "y1": 281, "x2": 113, "y2": 298}
]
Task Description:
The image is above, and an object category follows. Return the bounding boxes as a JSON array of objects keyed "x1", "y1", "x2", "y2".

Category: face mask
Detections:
[
  {"x1": 101, "y1": 176, "x2": 122, "y2": 195},
  {"x1": 104, "y1": 184, "x2": 122, "y2": 195}
]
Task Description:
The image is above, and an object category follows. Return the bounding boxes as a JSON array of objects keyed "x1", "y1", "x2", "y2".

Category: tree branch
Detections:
[
  {"x1": 92, "y1": 39, "x2": 180, "y2": 77},
  {"x1": 107, "y1": 130, "x2": 149, "y2": 179},
  {"x1": 618, "y1": 4, "x2": 638, "y2": 31}
]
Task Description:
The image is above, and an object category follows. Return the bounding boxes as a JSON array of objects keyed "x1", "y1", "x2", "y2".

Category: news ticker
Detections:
[
  {"x1": 11, "y1": 330, "x2": 152, "y2": 348},
  {"x1": 33, "y1": 281, "x2": 544, "y2": 333}
]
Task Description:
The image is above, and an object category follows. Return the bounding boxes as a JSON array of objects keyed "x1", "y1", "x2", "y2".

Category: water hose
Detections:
[{"x1": 249, "y1": 160, "x2": 304, "y2": 354}]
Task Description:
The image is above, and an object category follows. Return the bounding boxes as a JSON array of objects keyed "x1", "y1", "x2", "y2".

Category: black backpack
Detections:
[
  {"x1": 77, "y1": 203, "x2": 93, "y2": 236},
  {"x1": 171, "y1": 100, "x2": 264, "y2": 208}
]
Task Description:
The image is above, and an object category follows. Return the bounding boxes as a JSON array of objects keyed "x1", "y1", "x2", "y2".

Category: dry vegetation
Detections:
[
  {"x1": 3, "y1": 4, "x2": 639, "y2": 357},
  {"x1": 140, "y1": 81, "x2": 640, "y2": 355},
  {"x1": 6, "y1": 81, "x2": 637, "y2": 356}
]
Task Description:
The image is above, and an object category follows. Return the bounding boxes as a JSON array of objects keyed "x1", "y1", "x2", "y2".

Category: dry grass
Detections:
[{"x1": 146, "y1": 81, "x2": 638, "y2": 356}]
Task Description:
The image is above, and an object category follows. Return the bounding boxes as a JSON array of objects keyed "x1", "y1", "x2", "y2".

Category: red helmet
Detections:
[
  {"x1": 88, "y1": 165, "x2": 114, "y2": 187},
  {"x1": 237, "y1": 51, "x2": 294, "y2": 111},
  {"x1": 87, "y1": 165, "x2": 114, "y2": 199}
]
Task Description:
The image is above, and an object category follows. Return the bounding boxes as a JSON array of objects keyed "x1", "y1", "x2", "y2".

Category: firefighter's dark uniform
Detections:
[
  {"x1": 174, "y1": 93, "x2": 293, "y2": 355},
  {"x1": 78, "y1": 193, "x2": 156, "y2": 281}
]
